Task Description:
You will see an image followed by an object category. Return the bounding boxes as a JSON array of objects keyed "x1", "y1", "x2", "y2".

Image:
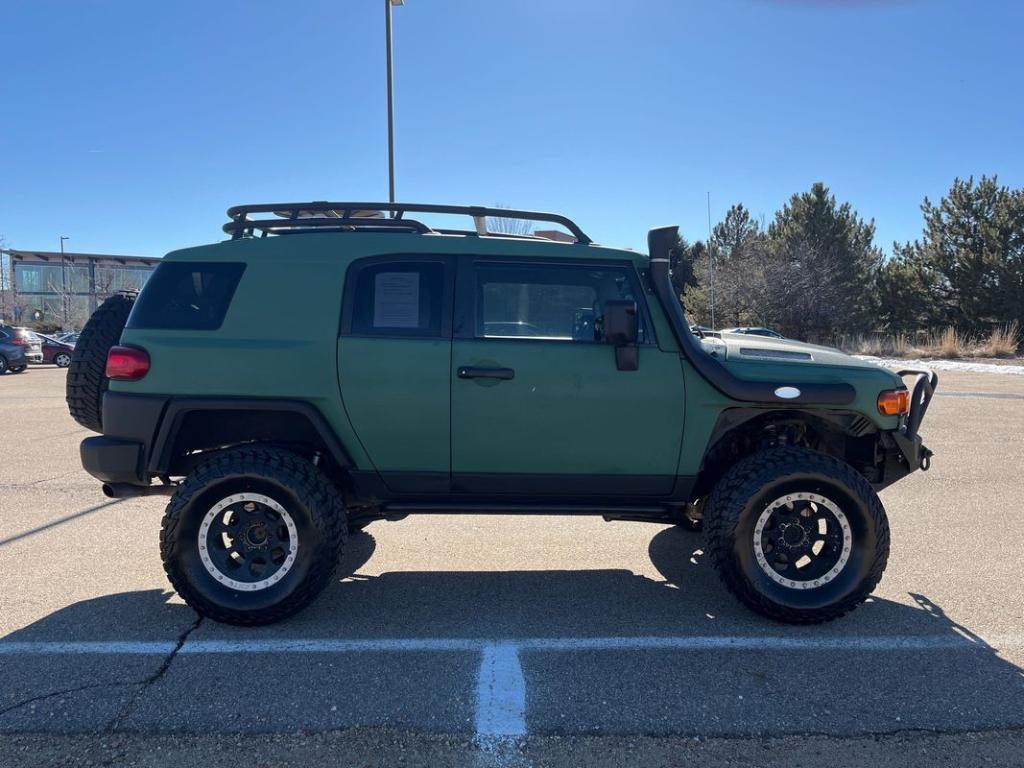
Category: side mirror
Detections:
[{"x1": 602, "y1": 300, "x2": 639, "y2": 371}]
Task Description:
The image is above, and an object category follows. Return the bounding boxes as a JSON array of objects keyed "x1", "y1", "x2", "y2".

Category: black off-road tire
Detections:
[
  {"x1": 704, "y1": 446, "x2": 889, "y2": 624},
  {"x1": 160, "y1": 447, "x2": 348, "y2": 625},
  {"x1": 0, "y1": 355, "x2": 7, "y2": 375},
  {"x1": 65, "y1": 293, "x2": 135, "y2": 433}
]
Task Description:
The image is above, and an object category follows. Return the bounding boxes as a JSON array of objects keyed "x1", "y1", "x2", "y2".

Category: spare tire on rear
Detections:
[{"x1": 66, "y1": 293, "x2": 136, "y2": 433}]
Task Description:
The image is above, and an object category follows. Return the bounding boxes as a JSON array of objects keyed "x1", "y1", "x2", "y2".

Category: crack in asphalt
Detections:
[
  {"x1": 0, "y1": 617, "x2": 202, "y2": 725},
  {"x1": 106, "y1": 616, "x2": 203, "y2": 732},
  {"x1": 0, "y1": 681, "x2": 140, "y2": 718}
]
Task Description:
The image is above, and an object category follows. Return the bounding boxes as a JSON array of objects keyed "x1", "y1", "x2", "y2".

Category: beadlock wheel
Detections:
[
  {"x1": 752, "y1": 492, "x2": 852, "y2": 590},
  {"x1": 704, "y1": 446, "x2": 890, "y2": 624},
  {"x1": 197, "y1": 493, "x2": 299, "y2": 592},
  {"x1": 160, "y1": 447, "x2": 348, "y2": 625}
]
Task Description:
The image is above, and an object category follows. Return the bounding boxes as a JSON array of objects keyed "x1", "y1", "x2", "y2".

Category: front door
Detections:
[{"x1": 451, "y1": 258, "x2": 685, "y2": 496}]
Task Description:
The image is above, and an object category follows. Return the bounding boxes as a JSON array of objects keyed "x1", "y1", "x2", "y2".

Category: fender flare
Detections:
[{"x1": 148, "y1": 397, "x2": 355, "y2": 476}]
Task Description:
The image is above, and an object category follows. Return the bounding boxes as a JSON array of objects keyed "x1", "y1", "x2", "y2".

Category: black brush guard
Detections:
[{"x1": 893, "y1": 368, "x2": 938, "y2": 470}]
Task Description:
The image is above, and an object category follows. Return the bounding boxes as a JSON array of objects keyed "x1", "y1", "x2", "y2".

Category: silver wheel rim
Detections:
[
  {"x1": 56, "y1": 354, "x2": 70, "y2": 366},
  {"x1": 752, "y1": 492, "x2": 853, "y2": 590},
  {"x1": 198, "y1": 493, "x2": 299, "y2": 591}
]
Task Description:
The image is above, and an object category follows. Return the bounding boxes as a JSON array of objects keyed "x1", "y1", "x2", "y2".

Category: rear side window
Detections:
[
  {"x1": 128, "y1": 262, "x2": 245, "y2": 330},
  {"x1": 344, "y1": 261, "x2": 447, "y2": 337}
]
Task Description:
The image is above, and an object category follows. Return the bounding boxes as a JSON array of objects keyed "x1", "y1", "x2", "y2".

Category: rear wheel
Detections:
[
  {"x1": 0, "y1": 355, "x2": 7, "y2": 375},
  {"x1": 160, "y1": 447, "x2": 348, "y2": 625},
  {"x1": 66, "y1": 293, "x2": 135, "y2": 432},
  {"x1": 704, "y1": 446, "x2": 889, "y2": 624}
]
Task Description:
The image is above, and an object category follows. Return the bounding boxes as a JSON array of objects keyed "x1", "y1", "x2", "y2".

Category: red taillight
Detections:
[
  {"x1": 10, "y1": 337, "x2": 27, "y2": 346},
  {"x1": 106, "y1": 346, "x2": 150, "y2": 380}
]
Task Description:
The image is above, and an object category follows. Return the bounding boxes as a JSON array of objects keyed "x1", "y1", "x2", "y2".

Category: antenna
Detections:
[{"x1": 707, "y1": 191, "x2": 715, "y2": 330}]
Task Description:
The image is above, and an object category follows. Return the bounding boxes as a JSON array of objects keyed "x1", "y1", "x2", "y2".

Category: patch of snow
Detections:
[{"x1": 855, "y1": 356, "x2": 1024, "y2": 376}]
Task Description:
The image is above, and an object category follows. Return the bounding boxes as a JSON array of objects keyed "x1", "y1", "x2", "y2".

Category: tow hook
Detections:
[{"x1": 921, "y1": 450, "x2": 933, "y2": 471}]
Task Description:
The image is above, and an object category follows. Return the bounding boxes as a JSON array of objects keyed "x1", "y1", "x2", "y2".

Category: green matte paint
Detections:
[
  {"x1": 113, "y1": 227, "x2": 913, "y2": 492},
  {"x1": 338, "y1": 337, "x2": 451, "y2": 473},
  {"x1": 451, "y1": 339, "x2": 685, "y2": 488}
]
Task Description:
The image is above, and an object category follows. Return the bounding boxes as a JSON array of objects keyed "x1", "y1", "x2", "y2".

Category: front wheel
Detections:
[
  {"x1": 54, "y1": 352, "x2": 72, "y2": 368},
  {"x1": 704, "y1": 447, "x2": 889, "y2": 624},
  {"x1": 160, "y1": 447, "x2": 348, "y2": 625}
]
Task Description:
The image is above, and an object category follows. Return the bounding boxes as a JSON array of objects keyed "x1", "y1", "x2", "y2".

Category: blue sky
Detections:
[{"x1": 1, "y1": 0, "x2": 1021, "y2": 257}]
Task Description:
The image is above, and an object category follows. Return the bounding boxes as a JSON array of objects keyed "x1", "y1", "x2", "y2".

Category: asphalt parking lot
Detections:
[{"x1": 2, "y1": 366, "x2": 1024, "y2": 767}]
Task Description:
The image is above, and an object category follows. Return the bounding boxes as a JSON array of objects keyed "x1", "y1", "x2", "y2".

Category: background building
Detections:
[{"x1": 0, "y1": 249, "x2": 159, "y2": 329}]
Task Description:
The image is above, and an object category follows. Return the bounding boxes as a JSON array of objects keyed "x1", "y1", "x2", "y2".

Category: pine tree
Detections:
[
  {"x1": 890, "y1": 176, "x2": 1024, "y2": 333},
  {"x1": 764, "y1": 183, "x2": 883, "y2": 339}
]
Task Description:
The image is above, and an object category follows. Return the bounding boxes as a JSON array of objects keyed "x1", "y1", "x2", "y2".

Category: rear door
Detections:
[
  {"x1": 337, "y1": 255, "x2": 455, "y2": 494},
  {"x1": 450, "y1": 257, "x2": 686, "y2": 496}
]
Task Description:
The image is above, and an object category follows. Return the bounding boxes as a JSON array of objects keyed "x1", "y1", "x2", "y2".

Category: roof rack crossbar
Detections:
[
  {"x1": 224, "y1": 215, "x2": 433, "y2": 239},
  {"x1": 224, "y1": 202, "x2": 592, "y2": 244}
]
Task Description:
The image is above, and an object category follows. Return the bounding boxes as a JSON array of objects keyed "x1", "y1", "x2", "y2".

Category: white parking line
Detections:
[
  {"x1": 3, "y1": 632, "x2": 1022, "y2": 767},
  {"x1": 476, "y1": 643, "x2": 527, "y2": 737},
  {"x1": 2, "y1": 633, "x2": 1022, "y2": 656},
  {"x1": 474, "y1": 644, "x2": 528, "y2": 767}
]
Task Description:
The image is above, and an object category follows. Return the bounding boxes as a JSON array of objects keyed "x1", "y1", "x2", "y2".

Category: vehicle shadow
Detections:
[
  {"x1": 1, "y1": 524, "x2": 1018, "y2": 649},
  {"x1": 3, "y1": 527, "x2": 1023, "y2": 734}
]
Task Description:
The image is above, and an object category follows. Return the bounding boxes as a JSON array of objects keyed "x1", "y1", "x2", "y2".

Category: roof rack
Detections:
[{"x1": 223, "y1": 202, "x2": 592, "y2": 245}]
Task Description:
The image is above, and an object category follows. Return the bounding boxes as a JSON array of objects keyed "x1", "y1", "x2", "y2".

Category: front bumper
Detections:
[{"x1": 879, "y1": 369, "x2": 937, "y2": 488}]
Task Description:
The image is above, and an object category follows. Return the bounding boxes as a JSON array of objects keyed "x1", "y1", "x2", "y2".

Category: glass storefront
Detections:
[
  {"x1": 11, "y1": 259, "x2": 155, "y2": 328},
  {"x1": 14, "y1": 263, "x2": 91, "y2": 294}
]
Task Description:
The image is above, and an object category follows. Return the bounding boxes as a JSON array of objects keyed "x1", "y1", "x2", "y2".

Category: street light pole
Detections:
[
  {"x1": 59, "y1": 235, "x2": 69, "y2": 327},
  {"x1": 385, "y1": 0, "x2": 403, "y2": 212}
]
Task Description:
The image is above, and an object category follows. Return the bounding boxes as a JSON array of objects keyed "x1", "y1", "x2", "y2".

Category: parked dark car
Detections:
[
  {"x1": 36, "y1": 334, "x2": 75, "y2": 368},
  {"x1": 0, "y1": 325, "x2": 40, "y2": 374}
]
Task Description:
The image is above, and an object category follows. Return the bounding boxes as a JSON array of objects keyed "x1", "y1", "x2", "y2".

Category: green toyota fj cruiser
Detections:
[{"x1": 69, "y1": 202, "x2": 936, "y2": 626}]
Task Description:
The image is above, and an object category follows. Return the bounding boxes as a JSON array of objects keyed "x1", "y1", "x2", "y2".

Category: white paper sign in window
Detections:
[{"x1": 373, "y1": 271, "x2": 420, "y2": 328}]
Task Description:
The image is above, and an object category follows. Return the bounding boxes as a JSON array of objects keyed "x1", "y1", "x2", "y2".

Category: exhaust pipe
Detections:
[{"x1": 101, "y1": 482, "x2": 176, "y2": 499}]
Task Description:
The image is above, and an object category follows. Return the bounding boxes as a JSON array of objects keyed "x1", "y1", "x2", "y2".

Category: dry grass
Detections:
[
  {"x1": 834, "y1": 324, "x2": 1020, "y2": 360},
  {"x1": 979, "y1": 322, "x2": 1021, "y2": 358},
  {"x1": 929, "y1": 327, "x2": 967, "y2": 358}
]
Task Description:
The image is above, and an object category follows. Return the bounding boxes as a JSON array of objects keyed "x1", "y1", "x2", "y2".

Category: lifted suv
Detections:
[{"x1": 71, "y1": 202, "x2": 936, "y2": 625}]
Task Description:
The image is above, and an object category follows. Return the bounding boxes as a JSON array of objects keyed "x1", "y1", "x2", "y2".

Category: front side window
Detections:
[
  {"x1": 473, "y1": 262, "x2": 647, "y2": 343},
  {"x1": 347, "y1": 261, "x2": 445, "y2": 337}
]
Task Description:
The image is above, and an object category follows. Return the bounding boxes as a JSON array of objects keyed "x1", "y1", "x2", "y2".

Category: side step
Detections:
[{"x1": 377, "y1": 503, "x2": 681, "y2": 524}]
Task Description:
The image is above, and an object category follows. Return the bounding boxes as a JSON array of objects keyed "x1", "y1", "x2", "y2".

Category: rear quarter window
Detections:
[{"x1": 127, "y1": 262, "x2": 245, "y2": 330}]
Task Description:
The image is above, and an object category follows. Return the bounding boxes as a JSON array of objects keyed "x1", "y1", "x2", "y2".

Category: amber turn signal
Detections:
[{"x1": 877, "y1": 389, "x2": 910, "y2": 416}]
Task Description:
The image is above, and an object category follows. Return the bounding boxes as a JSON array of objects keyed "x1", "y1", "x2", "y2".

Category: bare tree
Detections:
[
  {"x1": 486, "y1": 204, "x2": 535, "y2": 236},
  {"x1": 0, "y1": 238, "x2": 11, "y2": 323}
]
